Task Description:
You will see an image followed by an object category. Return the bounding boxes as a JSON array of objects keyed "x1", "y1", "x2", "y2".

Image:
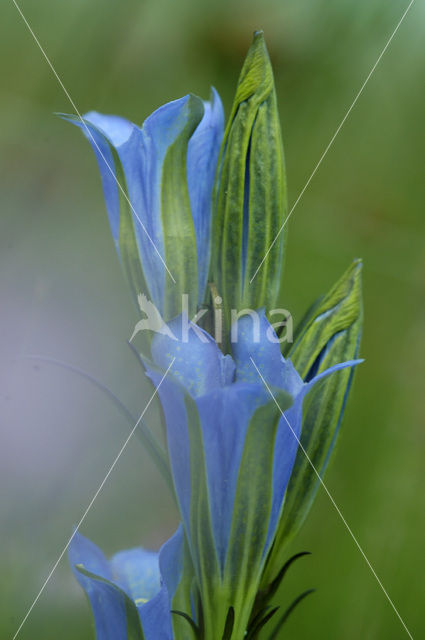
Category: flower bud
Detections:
[{"x1": 211, "y1": 31, "x2": 287, "y2": 339}]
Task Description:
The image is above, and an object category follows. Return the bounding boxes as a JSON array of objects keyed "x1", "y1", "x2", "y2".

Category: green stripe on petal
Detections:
[
  {"x1": 242, "y1": 74, "x2": 286, "y2": 310},
  {"x1": 115, "y1": 145, "x2": 150, "y2": 309},
  {"x1": 161, "y1": 95, "x2": 204, "y2": 319},
  {"x1": 221, "y1": 391, "x2": 292, "y2": 637},
  {"x1": 184, "y1": 392, "x2": 221, "y2": 601}
]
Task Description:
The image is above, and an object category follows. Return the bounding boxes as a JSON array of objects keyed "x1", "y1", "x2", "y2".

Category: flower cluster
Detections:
[{"x1": 66, "y1": 32, "x2": 362, "y2": 640}]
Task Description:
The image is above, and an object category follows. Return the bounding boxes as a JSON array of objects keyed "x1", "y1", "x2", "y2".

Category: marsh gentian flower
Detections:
[
  {"x1": 68, "y1": 528, "x2": 187, "y2": 640},
  {"x1": 65, "y1": 90, "x2": 224, "y2": 319},
  {"x1": 145, "y1": 311, "x2": 360, "y2": 639}
]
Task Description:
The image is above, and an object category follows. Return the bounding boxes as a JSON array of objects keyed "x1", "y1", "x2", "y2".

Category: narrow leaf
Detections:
[
  {"x1": 222, "y1": 606, "x2": 235, "y2": 640},
  {"x1": 268, "y1": 589, "x2": 315, "y2": 639},
  {"x1": 171, "y1": 610, "x2": 200, "y2": 638},
  {"x1": 246, "y1": 606, "x2": 279, "y2": 639},
  {"x1": 261, "y1": 551, "x2": 311, "y2": 606}
]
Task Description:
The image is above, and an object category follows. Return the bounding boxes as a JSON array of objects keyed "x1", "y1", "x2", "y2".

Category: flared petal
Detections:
[
  {"x1": 69, "y1": 530, "x2": 113, "y2": 581},
  {"x1": 232, "y1": 309, "x2": 284, "y2": 386},
  {"x1": 68, "y1": 531, "x2": 179, "y2": 640},
  {"x1": 66, "y1": 91, "x2": 223, "y2": 317},
  {"x1": 151, "y1": 315, "x2": 235, "y2": 397},
  {"x1": 86, "y1": 97, "x2": 193, "y2": 308},
  {"x1": 158, "y1": 525, "x2": 185, "y2": 598},
  {"x1": 69, "y1": 532, "x2": 140, "y2": 640},
  {"x1": 63, "y1": 115, "x2": 129, "y2": 254}
]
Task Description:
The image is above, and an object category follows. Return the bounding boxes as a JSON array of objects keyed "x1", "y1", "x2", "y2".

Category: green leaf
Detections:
[
  {"x1": 265, "y1": 261, "x2": 363, "y2": 580},
  {"x1": 257, "y1": 551, "x2": 311, "y2": 609},
  {"x1": 211, "y1": 31, "x2": 287, "y2": 345},
  {"x1": 222, "y1": 607, "x2": 235, "y2": 640},
  {"x1": 245, "y1": 606, "x2": 279, "y2": 640},
  {"x1": 75, "y1": 566, "x2": 145, "y2": 640},
  {"x1": 161, "y1": 94, "x2": 204, "y2": 319}
]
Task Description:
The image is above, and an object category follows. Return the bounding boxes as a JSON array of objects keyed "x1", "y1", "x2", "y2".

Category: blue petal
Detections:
[
  {"x1": 145, "y1": 368, "x2": 192, "y2": 530},
  {"x1": 280, "y1": 358, "x2": 304, "y2": 397},
  {"x1": 266, "y1": 391, "x2": 304, "y2": 549},
  {"x1": 232, "y1": 309, "x2": 285, "y2": 386},
  {"x1": 69, "y1": 532, "x2": 128, "y2": 640},
  {"x1": 69, "y1": 530, "x2": 112, "y2": 581},
  {"x1": 81, "y1": 97, "x2": 196, "y2": 311},
  {"x1": 306, "y1": 358, "x2": 364, "y2": 391},
  {"x1": 158, "y1": 525, "x2": 185, "y2": 599},
  {"x1": 197, "y1": 383, "x2": 271, "y2": 569},
  {"x1": 118, "y1": 97, "x2": 194, "y2": 308},
  {"x1": 110, "y1": 548, "x2": 161, "y2": 605},
  {"x1": 139, "y1": 584, "x2": 173, "y2": 640},
  {"x1": 187, "y1": 88, "x2": 224, "y2": 302},
  {"x1": 137, "y1": 529, "x2": 185, "y2": 639},
  {"x1": 84, "y1": 111, "x2": 134, "y2": 147},
  {"x1": 65, "y1": 115, "x2": 124, "y2": 254},
  {"x1": 150, "y1": 315, "x2": 235, "y2": 397},
  {"x1": 70, "y1": 93, "x2": 222, "y2": 314}
]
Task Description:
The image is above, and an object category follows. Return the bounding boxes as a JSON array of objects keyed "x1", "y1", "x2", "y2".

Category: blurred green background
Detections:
[{"x1": 1, "y1": 0, "x2": 424, "y2": 638}]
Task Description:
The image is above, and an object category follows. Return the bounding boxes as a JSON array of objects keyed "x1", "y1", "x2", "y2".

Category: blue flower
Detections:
[
  {"x1": 64, "y1": 90, "x2": 224, "y2": 319},
  {"x1": 68, "y1": 528, "x2": 185, "y2": 640},
  {"x1": 145, "y1": 310, "x2": 361, "y2": 637}
]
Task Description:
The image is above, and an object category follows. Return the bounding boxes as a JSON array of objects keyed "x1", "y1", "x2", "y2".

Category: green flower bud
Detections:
[
  {"x1": 211, "y1": 31, "x2": 287, "y2": 340},
  {"x1": 264, "y1": 260, "x2": 363, "y2": 582}
]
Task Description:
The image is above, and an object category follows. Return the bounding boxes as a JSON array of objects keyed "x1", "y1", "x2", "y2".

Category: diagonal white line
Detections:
[
  {"x1": 250, "y1": 0, "x2": 416, "y2": 285},
  {"x1": 11, "y1": 0, "x2": 176, "y2": 284},
  {"x1": 11, "y1": 358, "x2": 175, "y2": 640},
  {"x1": 250, "y1": 356, "x2": 414, "y2": 639}
]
